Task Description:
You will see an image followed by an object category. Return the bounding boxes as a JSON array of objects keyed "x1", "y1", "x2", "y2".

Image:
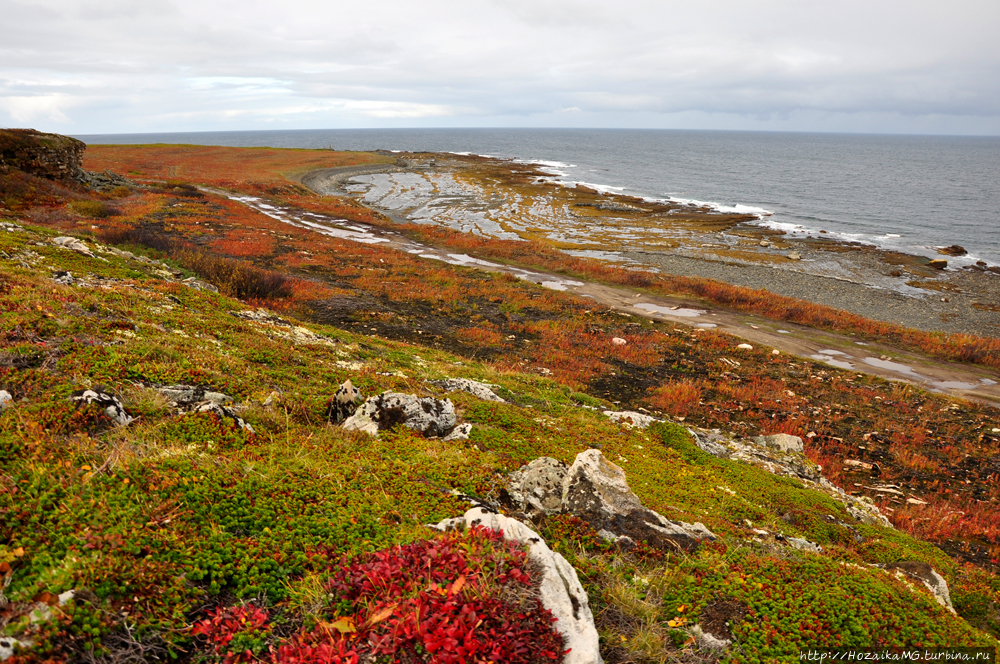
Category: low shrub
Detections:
[
  {"x1": 96, "y1": 224, "x2": 175, "y2": 253},
  {"x1": 69, "y1": 200, "x2": 113, "y2": 218},
  {"x1": 177, "y1": 250, "x2": 292, "y2": 300}
]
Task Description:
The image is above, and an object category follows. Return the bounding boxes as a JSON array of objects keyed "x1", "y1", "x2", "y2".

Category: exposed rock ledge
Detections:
[{"x1": 507, "y1": 449, "x2": 716, "y2": 552}]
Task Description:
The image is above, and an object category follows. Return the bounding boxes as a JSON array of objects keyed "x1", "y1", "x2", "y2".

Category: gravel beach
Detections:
[{"x1": 623, "y1": 245, "x2": 1000, "y2": 338}]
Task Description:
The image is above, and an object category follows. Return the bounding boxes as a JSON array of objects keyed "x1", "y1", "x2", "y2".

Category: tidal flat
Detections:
[{"x1": 312, "y1": 152, "x2": 1000, "y2": 339}]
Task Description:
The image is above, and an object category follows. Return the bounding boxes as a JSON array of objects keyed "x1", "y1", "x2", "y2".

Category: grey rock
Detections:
[
  {"x1": 507, "y1": 457, "x2": 568, "y2": 516},
  {"x1": 787, "y1": 537, "x2": 823, "y2": 553},
  {"x1": 604, "y1": 410, "x2": 658, "y2": 429},
  {"x1": 562, "y1": 449, "x2": 715, "y2": 552},
  {"x1": 692, "y1": 624, "x2": 731, "y2": 651},
  {"x1": 232, "y1": 308, "x2": 292, "y2": 326},
  {"x1": 752, "y1": 433, "x2": 804, "y2": 453},
  {"x1": 71, "y1": 389, "x2": 133, "y2": 426},
  {"x1": 429, "y1": 508, "x2": 602, "y2": 664},
  {"x1": 343, "y1": 391, "x2": 456, "y2": 438},
  {"x1": 182, "y1": 277, "x2": 218, "y2": 293},
  {"x1": 688, "y1": 428, "x2": 731, "y2": 458},
  {"x1": 428, "y1": 378, "x2": 505, "y2": 402},
  {"x1": 76, "y1": 169, "x2": 136, "y2": 192},
  {"x1": 51, "y1": 270, "x2": 74, "y2": 285},
  {"x1": 52, "y1": 236, "x2": 94, "y2": 257},
  {"x1": 157, "y1": 384, "x2": 232, "y2": 407},
  {"x1": 193, "y1": 402, "x2": 255, "y2": 434},
  {"x1": 881, "y1": 561, "x2": 955, "y2": 613},
  {"x1": 327, "y1": 380, "x2": 362, "y2": 423},
  {"x1": 1, "y1": 637, "x2": 32, "y2": 662},
  {"x1": 442, "y1": 423, "x2": 473, "y2": 441},
  {"x1": 0, "y1": 390, "x2": 12, "y2": 412}
]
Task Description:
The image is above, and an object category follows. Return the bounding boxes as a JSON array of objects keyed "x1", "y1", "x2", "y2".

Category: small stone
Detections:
[
  {"x1": 0, "y1": 637, "x2": 32, "y2": 661},
  {"x1": 442, "y1": 423, "x2": 473, "y2": 441},
  {"x1": 771, "y1": 349, "x2": 780, "y2": 355},
  {"x1": 736, "y1": 343, "x2": 753, "y2": 350},
  {"x1": 427, "y1": 378, "x2": 505, "y2": 403},
  {"x1": 52, "y1": 236, "x2": 94, "y2": 257},
  {"x1": 752, "y1": 433, "x2": 804, "y2": 454},
  {"x1": 611, "y1": 337, "x2": 627, "y2": 346},
  {"x1": 327, "y1": 380, "x2": 362, "y2": 423},
  {"x1": 787, "y1": 537, "x2": 822, "y2": 553},
  {"x1": 604, "y1": 410, "x2": 658, "y2": 429},
  {"x1": 51, "y1": 270, "x2": 74, "y2": 285},
  {"x1": 928, "y1": 259, "x2": 948, "y2": 270},
  {"x1": 786, "y1": 251, "x2": 801, "y2": 260},
  {"x1": 0, "y1": 390, "x2": 12, "y2": 411},
  {"x1": 71, "y1": 389, "x2": 133, "y2": 426}
]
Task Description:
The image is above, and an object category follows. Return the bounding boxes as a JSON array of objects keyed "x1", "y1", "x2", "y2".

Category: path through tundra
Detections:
[{"x1": 218, "y1": 187, "x2": 1000, "y2": 406}]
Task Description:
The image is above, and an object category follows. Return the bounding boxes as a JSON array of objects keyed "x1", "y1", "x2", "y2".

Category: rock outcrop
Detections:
[
  {"x1": 752, "y1": 433, "x2": 804, "y2": 454},
  {"x1": 688, "y1": 427, "x2": 892, "y2": 528},
  {"x1": 51, "y1": 236, "x2": 94, "y2": 258},
  {"x1": 156, "y1": 384, "x2": 232, "y2": 407},
  {"x1": 342, "y1": 391, "x2": 457, "y2": 438},
  {"x1": 0, "y1": 129, "x2": 85, "y2": 180},
  {"x1": 429, "y1": 507, "x2": 602, "y2": 664},
  {"x1": 507, "y1": 450, "x2": 716, "y2": 552},
  {"x1": 427, "y1": 377, "x2": 505, "y2": 402},
  {"x1": 71, "y1": 389, "x2": 133, "y2": 426},
  {"x1": 603, "y1": 410, "x2": 658, "y2": 429},
  {"x1": 76, "y1": 169, "x2": 135, "y2": 192},
  {"x1": 151, "y1": 384, "x2": 253, "y2": 433},
  {"x1": 880, "y1": 561, "x2": 955, "y2": 613},
  {"x1": 191, "y1": 402, "x2": 255, "y2": 434}
]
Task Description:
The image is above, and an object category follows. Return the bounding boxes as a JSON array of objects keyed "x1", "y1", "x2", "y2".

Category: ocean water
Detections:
[{"x1": 76, "y1": 128, "x2": 1000, "y2": 266}]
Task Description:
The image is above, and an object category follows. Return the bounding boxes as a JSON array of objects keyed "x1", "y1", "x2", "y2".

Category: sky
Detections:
[{"x1": 2, "y1": 0, "x2": 999, "y2": 136}]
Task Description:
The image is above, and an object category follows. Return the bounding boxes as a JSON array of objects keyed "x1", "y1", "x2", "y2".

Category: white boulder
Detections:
[{"x1": 430, "y1": 508, "x2": 603, "y2": 664}]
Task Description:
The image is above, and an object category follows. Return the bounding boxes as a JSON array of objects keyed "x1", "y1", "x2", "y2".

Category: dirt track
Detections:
[{"x1": 224, "y1": 179, "x2": 1000, "y2": 406}]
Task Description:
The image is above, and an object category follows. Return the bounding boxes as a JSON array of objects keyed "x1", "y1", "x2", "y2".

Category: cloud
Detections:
[
  {"x1": 0, "y1": 94, "x2": 75, "y2": 123},
  {"x1": 1, "y1": 0, "x2": 997, "y2": 134}
]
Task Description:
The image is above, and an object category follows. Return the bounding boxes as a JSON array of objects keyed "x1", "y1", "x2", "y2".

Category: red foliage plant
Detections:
[
  {"x1": 277, "y1": 526, "x2": 566, "y2": 664},
  {"x1": 192, "y1": 604, "x2": 272, "y2": 664}
]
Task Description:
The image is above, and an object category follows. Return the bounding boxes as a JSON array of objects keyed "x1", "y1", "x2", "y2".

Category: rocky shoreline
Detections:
[{"x1": 302, "y1": 154, "x2": 1000, "y2": 339}]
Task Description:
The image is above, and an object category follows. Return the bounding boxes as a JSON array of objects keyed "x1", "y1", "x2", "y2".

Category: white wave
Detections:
[
  {"x1": 666, "y1": 196, "x2": 773, "y2": 218},
  {"x1": 568, "y1": 180, "x2": 626, "y2": 194}
]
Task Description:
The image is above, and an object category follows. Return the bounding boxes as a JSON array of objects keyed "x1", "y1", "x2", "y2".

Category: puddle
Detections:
[
  {"x1": 811, "y1": 353, "x2": 855, "y2": 370},
  {"x1": 695, "y1": 322, "x2": 717, "y2": 328},
  {"x1": 777, "y1": 330, "x2": 791, "y2": 334},
  {"x1": 862, "y1": 357, "x2": 925, "y2": 379},
  {"x1": 933, "y1": 380, "x2": 978, "y2": 390},
  {"x1": 635, "y1": 302, "x2": 706, "y2": 317}
]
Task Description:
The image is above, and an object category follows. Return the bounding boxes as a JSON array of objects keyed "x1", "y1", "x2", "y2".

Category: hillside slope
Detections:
[{"x1": 1, "y1": 135, "x2": 1000, "y2": 663}]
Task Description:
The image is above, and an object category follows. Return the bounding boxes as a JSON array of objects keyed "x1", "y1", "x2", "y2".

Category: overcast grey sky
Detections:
[{"x1": 2, "y1": 0, "x2": 999, "y2": 135}]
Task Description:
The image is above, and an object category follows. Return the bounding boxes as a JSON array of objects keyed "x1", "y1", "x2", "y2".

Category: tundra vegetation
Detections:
[{"x1": 1, "y1": 137, "x2": 1000, "y2": 663}]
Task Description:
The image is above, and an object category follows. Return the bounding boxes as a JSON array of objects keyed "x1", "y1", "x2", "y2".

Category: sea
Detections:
[{"x1": 75, "y1": 128, "x2": 1000, "y2": 266}]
